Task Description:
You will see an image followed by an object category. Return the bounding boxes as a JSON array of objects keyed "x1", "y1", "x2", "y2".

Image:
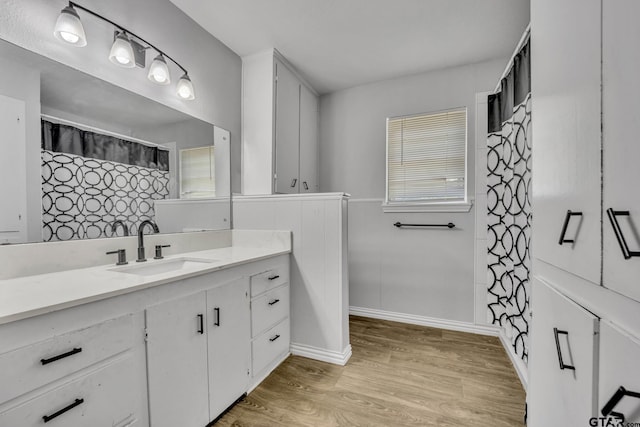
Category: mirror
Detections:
[{"x1": 0, "y1": 38, "x2": 231, "y2": 244}]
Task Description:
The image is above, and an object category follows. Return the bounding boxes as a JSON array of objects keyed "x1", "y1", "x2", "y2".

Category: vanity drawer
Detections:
[
  {"x1": 0, "y1": 314, "x2": 134, "y2": 403},
  {"x1": 251, "y1": 284, "x2": 289, "y2": 338},
  {"x1": 250, "y1": 266, "x2": 288, "y2": 297},
  {"x1": 0, "y1": 355, "x2": 139, "y2": 427},
  {"x1": 252, "y1": 318, "x2": 290, "y2": 376}
]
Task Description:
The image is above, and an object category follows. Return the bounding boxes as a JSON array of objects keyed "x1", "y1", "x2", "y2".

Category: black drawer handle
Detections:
[
  {"x1": 553, "y1": 328, "x2": 575, "y2": 371},
  {"x1": 268, "y1": 299, "x2": 280, "y2": 306},
  {"x1": 607, "y1": 208, "x2": 640, "y2": 259},
  {"x1": 558, "y1": 210, "x2": 583, "y2": 245},
  {"x1": 214, "y1": 307, "x2": 220, "y2": 327},
  {"x1": 269, "y1": 334, "x2": 280, "y2": 342},
  {"x1": 197, "y1": 314, "x2": 204, "y2": 334},
  {"x1": 303, "y1": 181, "x2": 309, "y2": 190},
  {"x1": 601, "y1": 386, "x2": 640, "y2": 421},
  {"x1": 290, "y1": 178, "x2": 297, "y2": 188},
  {"x1": 268, "y1": 275, "x2": 280, "y2": 281},
  {"x1": 43, "y1": 398, "x2": 84, "y2": 423},
  {"x1": 41, "y1": 348, "x2": 82, "y2": 365}
]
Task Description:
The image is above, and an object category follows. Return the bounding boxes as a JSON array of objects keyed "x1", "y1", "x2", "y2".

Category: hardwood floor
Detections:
[{"x1": 216, "y1": 316, "x2": 526, "y2": 426}]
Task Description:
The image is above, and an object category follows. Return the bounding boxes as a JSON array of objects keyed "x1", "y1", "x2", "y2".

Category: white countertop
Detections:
[{"x1": 0, "y1": 245, "x2": 290, "y2": 326}]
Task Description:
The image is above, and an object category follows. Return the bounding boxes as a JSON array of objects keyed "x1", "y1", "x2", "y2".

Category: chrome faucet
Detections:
[
  {"x1": 137, "y1": 220, "x2": 159, "y2": 262},
  {"x1": 111, "y1": 220, "x2": 129, "y2": 237}
]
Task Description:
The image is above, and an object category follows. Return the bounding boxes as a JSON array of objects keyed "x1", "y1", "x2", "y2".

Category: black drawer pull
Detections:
[
  {"x1": 268, "y1": 275, "x2": 280, "y2": 281},
  {"x1": 553, "y1": 328, "x2": 575, "y2": 371},
  {"x1": 607, "y1": 208, "x2": 640, "y2": 259},
  {"x1": 214, "y1": 307, "x2": 220, "y2": 327},
  {"x1": 601, "y1": 386, "x2": 640, "y2": 421},
  {"x1": 43, "y1": 398, "x2": 84, "y2": 423},
  {"x1": 41, "y1": 348, "x2": 82, "y2": 365},
  {"x1": 303, "y1": 181, "x2": 309, "y2": 190},
  {"x1": 558, "y1": 210, "x2": 583, "y2": 245},
  {"x1": 197, "y1": 314, "x2": 204, "y2": 334},
  {"x1": 269, "y1": 334, "x2": 280, "y2": 342},
  {"x1": 268, "y1": 299, "x2": 280, "y2": 306},
  {"x1": 290, "y1": 178, "x2": 297, "y2": 188}
]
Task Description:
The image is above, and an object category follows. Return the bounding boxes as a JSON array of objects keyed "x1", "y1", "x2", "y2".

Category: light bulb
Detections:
[
  {"x1": 176, "y1": 74, "x2": 195, "y2": 100},
  {"x1": 148, "y1": 54, "x2": 171, "y2": 85},
  {"x1": 53, "y1": 6, "x2": 87, "y2": 47},
  {"x1": 109, "y1": 32, "x2": 135, "y2": 68}
]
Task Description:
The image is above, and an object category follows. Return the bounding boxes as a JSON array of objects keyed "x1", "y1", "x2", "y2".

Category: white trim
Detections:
[
  {"x1": 234, "y1": 192, "x2": 350, "y2": 201},
  {"x1": 498, "y1": 330, "x2": 529, "y2": 390},
  {"x1": 349, "y1": 306, "x2": 500, "y2": 336},
  {"x1": 348, "y1": 198, "x2": 384, "y2": 204},
  {"x1": 247, "y1": 351, "x2": 290, "y2": 392},
  {"x1": 382, "y1": 200, "x2": 473, "y2": 213},
  {"x1": 290, "y1": 343, "x2": 352, "y2": 366}
]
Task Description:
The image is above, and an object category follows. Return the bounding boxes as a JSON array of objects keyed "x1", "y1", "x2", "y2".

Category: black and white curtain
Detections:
[
  {"x1": 487, "y1": 39, "x2": 531, "y2": 364},
  {"x1": 41, "y1": 120, "x2": 170, "y2": 241}
]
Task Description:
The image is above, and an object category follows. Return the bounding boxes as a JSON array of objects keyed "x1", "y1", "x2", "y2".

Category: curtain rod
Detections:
[
  {"x1": 494, "y1": 23, "x2": 531, "y2": 94},
  {"x1": 41, "y1": 114, "x2": 169, "y2": 150}
]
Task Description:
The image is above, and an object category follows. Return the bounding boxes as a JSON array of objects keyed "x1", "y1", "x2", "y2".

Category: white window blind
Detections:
[
  {"x1": 179, "y1": 146, "x2": 216, "y2": 198},
  {"x1": 386, "y1": 108, "x2": 467, "y2": 204}
]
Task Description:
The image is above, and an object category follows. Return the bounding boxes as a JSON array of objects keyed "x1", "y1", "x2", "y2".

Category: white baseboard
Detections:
[
  {"x1": 349, "y1": 306, "x2": 500, "y2": 336},
  {"x1": 498, "y1": 330, "x2": 529, "y2": 391},
  {"x1": 290, "y1": 342, "x2": 352, "y2": 366}
]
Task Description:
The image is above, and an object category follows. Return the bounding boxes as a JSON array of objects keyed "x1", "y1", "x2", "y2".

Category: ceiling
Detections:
[{"x1": 170, "y1": 0, "x2": 530, "y2": 94}]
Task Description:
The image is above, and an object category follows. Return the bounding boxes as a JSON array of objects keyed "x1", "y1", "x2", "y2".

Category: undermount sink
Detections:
[{"x1": 109, "y1": 257, "x2": 217, "y2": 276}]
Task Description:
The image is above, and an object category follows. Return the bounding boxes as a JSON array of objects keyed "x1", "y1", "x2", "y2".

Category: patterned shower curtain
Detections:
[{"x1": 487, "y1": 39, "x2": 531, "y2": 364}]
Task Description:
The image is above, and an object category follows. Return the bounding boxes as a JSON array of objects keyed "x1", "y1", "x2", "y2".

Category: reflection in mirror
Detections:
[{"x1": 0, "y1": 38, "x2": 231, "y2": 244}]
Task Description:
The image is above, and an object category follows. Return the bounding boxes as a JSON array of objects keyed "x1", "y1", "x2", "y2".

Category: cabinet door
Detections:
[
  {"x1": 206, "y1": 278, "x2": 250, "y2": 419},
  {"x1": 146, "y1": 292, "x2": 209, "y2": 427},
  {"x1": 602, "y1": 0, "x2": 640, "y2": 303},
  {"x1": 0, "y1": 94, "x2": 26, "y2": 243},
  {"x1": 530, "y1": 0, "x2": 601, "y2": 284},
  {"x1": 274, "y1": 59, "x2": 300, "y2": 194},
  {"x1": 528, "y1": 278, "x2": 599, "y2": 427},
  {"x1": 599, "y1": 321, "x2": 640, "y2": 424},
  {"x1": 299, "y1": 84, "x2": 318, "y2": 193}
]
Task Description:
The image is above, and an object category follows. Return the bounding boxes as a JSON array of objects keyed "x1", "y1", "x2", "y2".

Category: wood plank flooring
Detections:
[{"x1": 216, "y1": 316, "x2": 526, "y2": 426}]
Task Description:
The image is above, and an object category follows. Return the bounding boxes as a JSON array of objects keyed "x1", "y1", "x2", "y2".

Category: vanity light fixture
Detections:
[{"x1": 53, "y1": 2, "x2": 195, "y2": 100}]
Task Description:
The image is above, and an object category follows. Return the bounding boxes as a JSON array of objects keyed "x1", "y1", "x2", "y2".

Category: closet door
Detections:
[
  {"x1": 528, "y1": 278, "x2": 599, "y2": 426},
  {"x1": 299, "y1": 84, "x2": 318, "y2": 193},
  {"x1": 602, "y1": 0, "x2": 640, "y2": 303},
  {"x1": 530, "y1": 0, "x2": 601, "y2": 284},
  {"x1": 274, "y1": 59, "x2": 300, "y2": 194}
]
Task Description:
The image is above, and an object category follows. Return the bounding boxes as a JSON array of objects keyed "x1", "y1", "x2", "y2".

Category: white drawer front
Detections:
[
  {"x1": 250, "y1": 266, "x2": 288, "y2": 297},
  {"x1": 251, "y1": 284, "x2": 289, "y2": 338},
  {"x1": 0, "y1": 355, "x2": 139, "y2": 427},
  {"x1": 598, "y1": 321, "x2": 640, "y2": 424},
  {"x1": 0, "y1": 314, "x2": 134, "y2": 404},
  {"x1": 251, "y1": 319, "x2": 290, "y2": 376}
]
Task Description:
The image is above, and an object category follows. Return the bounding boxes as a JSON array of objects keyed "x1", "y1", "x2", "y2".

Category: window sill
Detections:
[{"x1": 382, "y1": 200, "x2": 474, "y2": 213}]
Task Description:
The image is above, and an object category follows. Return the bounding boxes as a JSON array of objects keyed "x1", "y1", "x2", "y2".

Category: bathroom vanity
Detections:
[{"x1": 0, "y1": 230, "x2": 291, "y2": 427}]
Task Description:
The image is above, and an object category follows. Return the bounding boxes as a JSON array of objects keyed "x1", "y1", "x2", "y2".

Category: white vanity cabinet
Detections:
[
  {"x1": 242, "y1": 49, "x2": 319, "y2": 195},
  {"x1": 0, "y1": 314, "x2": 142, "y2": 427},
  {"x1": 528, "y1": 278, "x2": 599, "y2": 427}
]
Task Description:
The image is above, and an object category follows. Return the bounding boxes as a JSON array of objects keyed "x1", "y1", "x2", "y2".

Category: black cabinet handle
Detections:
[
  {"x1": 197, "y1": 314, "x2": 204, "y2": 334},
  {"x1": 303, "y1": 181, "x2": 309, "y2": 190},
  {"x1": 268, "y1": 299, "x2": 280, "y2": 306},
  {"x1": 553, "y1": 328, "x2": 575, "y2": 371},
  {"x1": 290, "y1": 178, "x2": 297, "y2": 188},
  {"x1": 268, "y1": 275, "x2": 280, "y2": 281},
  {"x1": 41, "y1": 348, "x2": 82, "y2": 365},
  {"x1": 214, "y1": 307, "x2": 220, "y2": 327},
  {"x1": 558, "y1": 210, "x2": 583, "y2": 245},
  {"x1": 607, "y1": 208, "x2": 640, "y2": 259},
  {"x1": 43, "y1": 398, "x2": 84, "y2": 423},
  {"x1": 601, "y1": 386, "x2": 640, "y2": 421},
  {"x1": 269, "y1": 334, "x2": 281, "y2": 342}
]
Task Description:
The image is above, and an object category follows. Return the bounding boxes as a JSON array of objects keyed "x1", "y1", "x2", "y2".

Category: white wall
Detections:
[
  {"x1": 319, "y1": 58, "x2": 506, "y2": 324},
  {"x1": 0, "y1": 0, "x2": 242, "y2": 192}
]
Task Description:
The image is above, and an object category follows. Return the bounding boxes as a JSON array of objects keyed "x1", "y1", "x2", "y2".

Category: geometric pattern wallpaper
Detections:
[
  {"x1": 487, "y1": 95, "x2": 532, "y2": 364},
  {"x1": 42, "y1": 150, "x2": 170, "y2": 241}
]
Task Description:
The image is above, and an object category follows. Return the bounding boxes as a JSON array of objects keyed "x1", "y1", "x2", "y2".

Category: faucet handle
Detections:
[
  {"x1": 154, "y1": 244, "x2": 171, "y2": 260},
  {"x1": 106, "y1": 249, "x2": 128, "y2": 266}
]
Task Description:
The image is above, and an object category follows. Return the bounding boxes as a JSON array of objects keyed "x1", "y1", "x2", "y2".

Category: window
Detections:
[
  {"x1": 179, "y1": 146, "x2": 216, "y2": 198},
  {"x1": 385, "y1": 108, "x2": 469, "y2": 212}
]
